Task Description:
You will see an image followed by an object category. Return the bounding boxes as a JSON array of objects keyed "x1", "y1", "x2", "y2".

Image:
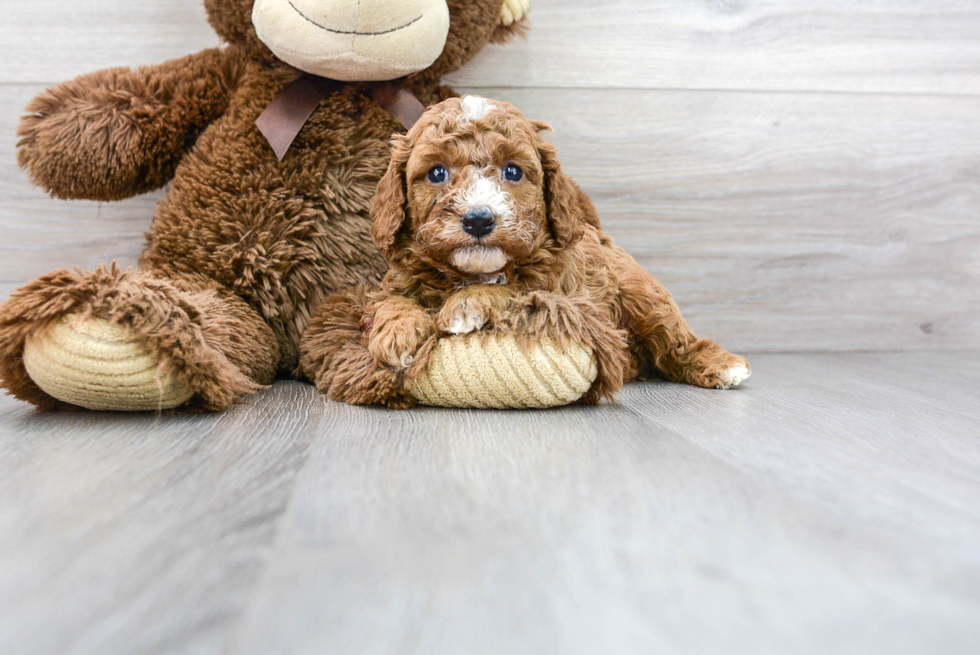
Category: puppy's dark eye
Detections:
[
  {"x1": 504, "y1": 164, "x2": 524, "y2": 182},
  {"x1": 427, "y1": 166, "x2": 448, "y2": 184}
]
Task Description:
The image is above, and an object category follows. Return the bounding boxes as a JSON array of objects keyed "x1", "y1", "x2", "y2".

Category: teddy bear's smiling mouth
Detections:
[{"x1": 287, "y1": 1, "x2": 424, "y2": 36}]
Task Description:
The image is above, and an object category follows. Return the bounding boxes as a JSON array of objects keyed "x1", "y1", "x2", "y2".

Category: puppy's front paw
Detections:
[
  {"x1": 368, "y1": 314, "x2": 434, "y2": 371},
  {"x1": 437, "y1": 298, "x2": 486, "y2": 335},
  {"x1": 437, "y1": 286, "x2": 513, "y2": 336}
]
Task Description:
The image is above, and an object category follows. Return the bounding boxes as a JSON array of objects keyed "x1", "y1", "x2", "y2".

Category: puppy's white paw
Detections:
[
  {"x1": 445, "y1": 302, "x2": 485, "y2": 335},
  {"x1": 374, "y1": 347, "x2": 415, "y2": 371},
  {"x1": 394, "y1": 352, "x2": 415, "y2": 371},
  {"x1": 717, "y1": 364, "x2": 751, "y2": 389},
  {"x1": 367, "y1": 321, "x2": 427, "y2": 372}
]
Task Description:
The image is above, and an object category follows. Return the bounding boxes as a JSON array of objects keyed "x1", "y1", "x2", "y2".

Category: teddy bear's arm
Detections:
[{"x1": 16, "y1": 47, "x2": 244, "y2": 202}]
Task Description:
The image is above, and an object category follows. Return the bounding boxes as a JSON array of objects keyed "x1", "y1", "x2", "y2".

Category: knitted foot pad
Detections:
[
  {"x1": 411, "y1": 333, "x2": 597, "y2": 409},
  {"x1": 500, "y1": 0, "x2": 531, "y2": 25},
  {"x1": 23, "y1": 315, "x2": 194, "y2": 411}
]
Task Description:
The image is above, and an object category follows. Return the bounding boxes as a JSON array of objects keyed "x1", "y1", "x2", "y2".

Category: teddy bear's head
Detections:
[{"x1": 204, "y1": 0, "x2": 529, "y2": 82}]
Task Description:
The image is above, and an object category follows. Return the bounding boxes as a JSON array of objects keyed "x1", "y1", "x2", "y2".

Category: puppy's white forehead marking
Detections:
[{"x1": 459, "y1": 95, "x2": 497, "y2": 122}]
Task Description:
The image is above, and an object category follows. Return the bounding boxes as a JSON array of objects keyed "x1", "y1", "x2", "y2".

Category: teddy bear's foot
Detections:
[
  {"x1": 23, "y1": 315, "x2": 194, "y2": 411},
  {"x1": 0, "y1": 265, "x2": 280, "y2": 411},
  {"x1": 412, "y1": 333, "x2": 597, "y2": 409}
]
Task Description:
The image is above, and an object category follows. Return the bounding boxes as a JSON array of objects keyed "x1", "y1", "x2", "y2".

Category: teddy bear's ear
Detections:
[
  {"x1": 371, "y1": 135, "x2": 413, "y2": 261},
  {"x1": 491, "y1": 0, "x2": 531, "y2": 44},
  {"x1": 537, "y1": 139, "x2": 588, "y2": 249}
]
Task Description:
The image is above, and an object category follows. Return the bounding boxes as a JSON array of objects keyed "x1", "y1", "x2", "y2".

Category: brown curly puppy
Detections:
[{"x1": 301, "y1": 96, "x2": 751, "y2": 407}]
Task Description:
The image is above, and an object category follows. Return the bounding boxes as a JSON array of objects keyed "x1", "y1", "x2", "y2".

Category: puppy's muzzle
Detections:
[{"x1": 461, "y1": 208, "x2": 495, "y2": 239}]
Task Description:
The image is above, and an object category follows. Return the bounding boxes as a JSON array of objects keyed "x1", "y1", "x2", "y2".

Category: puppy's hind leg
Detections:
[{"x1": 616, "y1": 257, "x2": 750, "y2": 390}]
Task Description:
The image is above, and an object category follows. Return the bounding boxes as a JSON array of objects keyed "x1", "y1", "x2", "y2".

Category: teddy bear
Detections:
[{"x1": 0, "y1": 0, "x2": 560, "y2": 411}]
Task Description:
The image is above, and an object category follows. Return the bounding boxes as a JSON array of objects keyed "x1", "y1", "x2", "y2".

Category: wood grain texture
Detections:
[
  {"x1": 0, "y1": 85, "x2": 156, "y2": 292},
  {"x1": 459, "y1": 87, "x2": 980, "y2": 352},
  {"x1": 3, "y1": 1, "x2": 980, "y2": 95},
  {"x1": 0, "y1": 383, "x2": 322, "y2": 655},
  {"x1": 0, "y1": 0, "x2": 218, "y2": 85},
  {"x1": 223, "y1": 354, "x2": 980, "y2": 654},
  {"x1": 2, "y1": 355, "x2": 979, "y2": 654},
  {"x1": 3, "y1": 83, "x2": 977, "y2": 351},
  {"x1": 448, "y1": 0, "x2": 980, "y2": 94}
]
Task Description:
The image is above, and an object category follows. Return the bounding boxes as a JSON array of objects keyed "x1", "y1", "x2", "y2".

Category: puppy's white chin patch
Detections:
[{"x1": 451, "y1": 246, "x2": 508, "y2": 274}]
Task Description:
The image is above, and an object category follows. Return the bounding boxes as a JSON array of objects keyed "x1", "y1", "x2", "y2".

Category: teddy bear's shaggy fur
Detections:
[
  {"x1": 0, "y1": 0, "x2": 524, "y2": 410},
  {"x1": 300, "y1": 97, "x2": 751, "y2": 407}
]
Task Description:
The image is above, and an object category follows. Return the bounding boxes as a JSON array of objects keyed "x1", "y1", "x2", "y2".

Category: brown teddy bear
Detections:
[{"x1": 0, "y1": 0, "x2": 534, "y2": 411}]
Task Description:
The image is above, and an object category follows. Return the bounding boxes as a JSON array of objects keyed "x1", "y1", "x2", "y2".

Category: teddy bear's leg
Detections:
[
  {"x1": 501, "y1": 291, "x2": 633, "y2": 404},
  {"x1": 615, "y1": 256, "x2": 751, "y2": 390},
  {"x1": 0, "y1": 265, "x2": 279, "y2": 411},
  {"x1": 299, "y1": 287, "x2": 417, "y2": 409}
]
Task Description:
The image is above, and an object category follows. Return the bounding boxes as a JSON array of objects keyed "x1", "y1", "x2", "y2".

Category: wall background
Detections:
[{"x1": 1, "y1": 0, "x2": 977, "y2": 352}]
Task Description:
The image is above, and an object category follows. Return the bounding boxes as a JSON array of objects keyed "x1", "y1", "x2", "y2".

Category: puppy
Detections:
[{"x1": 301, "y1": 95, "x2": 750, "y2": 407}]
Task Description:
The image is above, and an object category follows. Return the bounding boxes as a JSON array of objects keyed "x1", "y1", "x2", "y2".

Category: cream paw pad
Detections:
[
  {"x1": 411, "y1": 332, "x2": 597, "y2": 409},
  {"x1": 22, "y1": 315, "x2": 193, "y2": 411}
]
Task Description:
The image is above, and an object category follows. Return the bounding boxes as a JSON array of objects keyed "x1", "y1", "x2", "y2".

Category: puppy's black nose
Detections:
[{"x1": 461, "y1": 209, "x2": 495, "y2": 238}]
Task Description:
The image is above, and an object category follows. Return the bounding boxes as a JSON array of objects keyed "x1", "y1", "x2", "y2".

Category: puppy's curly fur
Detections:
[{"x1": 300, "y1": 96, "x2": 750, "y2": 406}]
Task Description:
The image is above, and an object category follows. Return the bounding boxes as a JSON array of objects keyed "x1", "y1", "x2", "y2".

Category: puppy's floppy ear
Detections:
[
  {"x1": 537, "y1": 139, "x2": 587, "y2": 248},
  {"x1": 371, "y1": 134, "x2": 412, "y2": 260},
  {"x1": 492, "y1": 0, "x2": 531, "y2": 44}
]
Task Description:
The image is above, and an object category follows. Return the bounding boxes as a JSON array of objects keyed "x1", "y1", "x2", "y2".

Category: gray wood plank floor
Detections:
[{"x1": 2, "y1": 352, "x2": 978, "y2": 655}]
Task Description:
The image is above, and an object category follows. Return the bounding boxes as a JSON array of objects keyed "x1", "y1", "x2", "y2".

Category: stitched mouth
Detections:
[{"x1": 288, "y1": 2, "x2": 423, "y2": 36}]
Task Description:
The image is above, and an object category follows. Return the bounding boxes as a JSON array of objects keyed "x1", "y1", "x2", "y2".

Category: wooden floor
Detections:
[{"x1": 1, "y1": 352, "x2": 978, "y2": 655}]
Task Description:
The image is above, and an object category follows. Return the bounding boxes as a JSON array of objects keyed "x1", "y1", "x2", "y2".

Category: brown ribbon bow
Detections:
[{"x1": 256, "y1": 74, "x2": 427, "y2": 161}]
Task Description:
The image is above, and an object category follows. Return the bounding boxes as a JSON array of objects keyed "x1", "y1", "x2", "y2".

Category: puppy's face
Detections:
[
  {"x1": 406, "y1": 97, "x2": 548, "y2": 276},
  {"x1": 372, "y1": 96, "x2": 584, "y2": 279}
]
